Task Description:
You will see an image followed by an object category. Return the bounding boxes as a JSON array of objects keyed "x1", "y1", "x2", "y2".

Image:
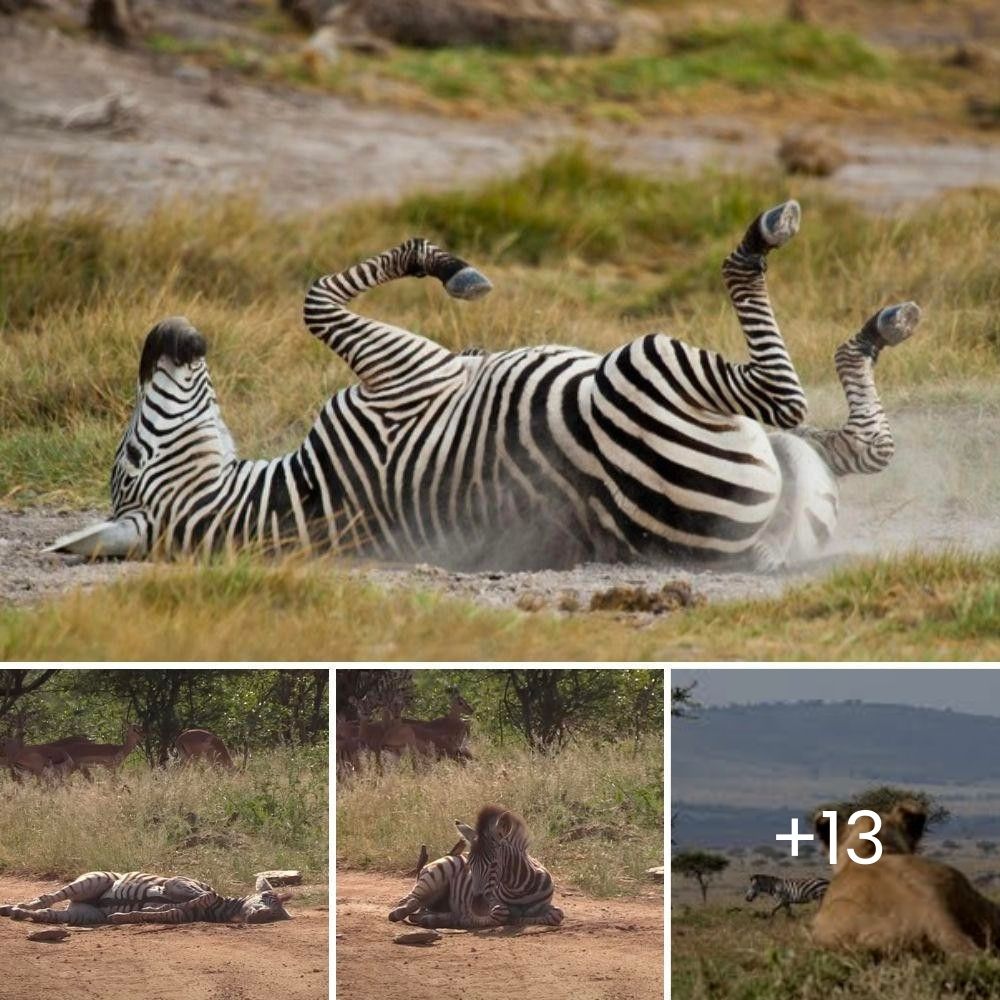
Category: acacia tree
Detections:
[
  {"x1": 673, "y1": 850, "x2": 730, "y2": 904},
  {"x1": 820, "y1": 785, "x2": 951, "y2": 830}
]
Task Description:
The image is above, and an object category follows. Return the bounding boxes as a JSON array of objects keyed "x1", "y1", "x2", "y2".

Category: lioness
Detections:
[{"x1": 812, "y1": 799, "x2": 1000, "y2": 954}]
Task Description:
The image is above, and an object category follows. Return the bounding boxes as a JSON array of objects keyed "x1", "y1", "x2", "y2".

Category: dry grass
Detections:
[
  {"x1": 673, "y1": 901, "x2": 1000, "y2": 999},
  {"x1": 0, "y1": 745, "x2": 328, "y2": 893},
  {"x1": 337, "y1": 739, "x2": 663, "y2": 898},
  {"x1": 2, "y1": 150, "x2": 997, "y2": 506},
  {"x1": 0, "y1": 551, "x2": 996, "y2": 660}
]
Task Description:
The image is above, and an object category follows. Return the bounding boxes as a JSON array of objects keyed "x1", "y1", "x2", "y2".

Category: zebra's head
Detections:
[
  {"x1": 455, "y1": 805, "x2": 529, "y2": 878},
  {"x1": 745, "y1": 874, "x2": 768, "y2": 902},
  {"x1": 242, "y1": 875, "x2": 293, "y2": 923},
  {"x1": 46, "y1": 317, "x2": 236, "y2": 560}
]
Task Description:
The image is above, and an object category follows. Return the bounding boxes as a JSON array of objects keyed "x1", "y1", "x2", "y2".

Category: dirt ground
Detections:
[
  {"x1": 0, "y1": 875, "x2": 328, "y2": 1000},
  {"x1": 1, "y1": 18, "x2": 997, "y2": 219},
  {"x1": 335, "y1": 869, "x2": 663, "y2": 1000}
]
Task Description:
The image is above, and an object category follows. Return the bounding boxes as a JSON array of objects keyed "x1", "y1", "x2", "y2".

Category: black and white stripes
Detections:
[
  {"x1": 48, "y1": 201, "x2": 920, "y2": 569},
  {"x1": 0, "y1": 871, "x2": 292, "y2": 926},
  {"x1": 389, "y1": 805, "x2": 563, "y2": 929},
  {"x1": 745, "y1": 873, "x2": 829, "y2": 917}
]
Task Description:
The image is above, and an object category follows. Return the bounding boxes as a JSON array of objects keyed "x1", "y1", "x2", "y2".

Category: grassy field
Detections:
[
  {"x1": 0, "y1": 745, "x2": 328, "y2": 897},
  {"x1": 673, "y1": 901, "x2": 1000, "y2": 999},
  {"x1": 2, "y1": 148, "x2": 997, "y2": 506},
  {"x1": 140, "y1": 5, "x2": 997, "y2": 131},
  {"x1": 0, "y1": 551, "x2": 996, "y2": 659},
  {"x1": 1, "y1": 150, "x2": 997, "y2": 660},
  {"x1": 337, "y1": 738, "x2": 662, "y2": 898}
]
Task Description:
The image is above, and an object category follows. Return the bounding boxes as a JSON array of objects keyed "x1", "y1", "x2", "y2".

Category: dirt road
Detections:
[
  {"x1": 0, "y1": 875, "x2": 328, "y2": 1000},
  {"x1": 335, "y1": 869, "x2": 663, "y2": 1000}
]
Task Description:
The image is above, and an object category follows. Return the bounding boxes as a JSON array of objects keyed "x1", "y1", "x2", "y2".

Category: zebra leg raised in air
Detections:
[
  {"x1": 302, "y1": 238, "x2": 492, "y2": 395},
  {"x1": 793, "y1": 302, "x2": 921, "y2": 476}
]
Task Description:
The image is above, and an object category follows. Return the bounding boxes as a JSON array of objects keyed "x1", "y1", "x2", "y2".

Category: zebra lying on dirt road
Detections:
[
  {"x1": 0, "y1": 871, "x2": 292, "y2": 926},
  {"x1": 390, "y1": 805, "x2": 563, "y2": 929}
]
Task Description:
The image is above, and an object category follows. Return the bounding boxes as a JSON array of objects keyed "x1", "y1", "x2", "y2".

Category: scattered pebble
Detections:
[{"x1": 778, "y1": 130, "x2": 847, "y2": 177}]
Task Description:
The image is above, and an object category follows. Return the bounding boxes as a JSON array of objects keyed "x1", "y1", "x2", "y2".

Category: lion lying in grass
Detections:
[{"x1": 812, "y1": 800, "x2": 1000, "y2": 955}]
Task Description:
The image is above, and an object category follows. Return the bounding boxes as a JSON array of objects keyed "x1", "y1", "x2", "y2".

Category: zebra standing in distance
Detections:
[
  {"x1": 389, "y1": 805, "x2": 564, "y2": 928},
  {"x1": 0, "y1": 871, "x2": 292, "y2": 926},
  {"x1": 745, "y1": 873, "x2": 829, "y2": 917},
  {"x1": 47, "y1": 200, "x2": 921, "y2": 571}
]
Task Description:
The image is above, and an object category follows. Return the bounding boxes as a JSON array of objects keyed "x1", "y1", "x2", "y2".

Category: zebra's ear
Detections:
[
  {"x1": 455, "y1": 820, "x2": 476, "y2": 846},
  {"x1": 44, "y1": 517, "x2": 146, "y2": 560}
]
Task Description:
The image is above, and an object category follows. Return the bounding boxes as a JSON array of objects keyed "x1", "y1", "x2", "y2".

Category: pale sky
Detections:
[{"x1": 672, "y1": 669, "x2": 1000, "y2": 718}]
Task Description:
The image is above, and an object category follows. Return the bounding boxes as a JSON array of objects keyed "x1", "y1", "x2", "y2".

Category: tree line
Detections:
[
  {"x1": 0, "y1": 669, "x2": 328, "y2": 763},
  {"x1": 336, "y1": 668, "x2": 663, "y2": 750}
]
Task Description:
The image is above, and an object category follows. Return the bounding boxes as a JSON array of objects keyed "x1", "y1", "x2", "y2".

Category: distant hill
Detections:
[{"x1": 673, "y1": 701, "x2": 1000, "y2": 847}]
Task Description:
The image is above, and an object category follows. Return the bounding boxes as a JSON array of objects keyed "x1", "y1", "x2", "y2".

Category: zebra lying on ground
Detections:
[
  {"x1": 0, "y1": 871, "x2": 292, "y2": 925},
  {"x1": 389, "y1": 804, "x2": 563, "y2": 928},
  {"x1": 48, "y1": 201, "x2": 921, "y2": 571},
  {"x1": 745, "y1": 874, "x2": 829, "y2": 917}
]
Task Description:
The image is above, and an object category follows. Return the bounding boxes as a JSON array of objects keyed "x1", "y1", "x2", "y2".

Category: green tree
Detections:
[
  {"x1": 819, "y1": 785, "x2": 950, "y2": 830},
  {"x1": 673, "y1": 850, "x2": 730, "y2": 904}
]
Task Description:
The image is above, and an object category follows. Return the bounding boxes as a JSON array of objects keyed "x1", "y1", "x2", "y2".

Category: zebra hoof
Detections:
[
  {"x1": 444, "y1": 267, "x2": 493, "y2": 301},
  {"x1": 759, "y1": 201, "x2": 801, "y2": 249},
  {"x1": 388, "y1": 906, "x2": 408, "y2": 922},
  {"x1": 874, "y1": 302, "x2": 921, "y2": 347}
]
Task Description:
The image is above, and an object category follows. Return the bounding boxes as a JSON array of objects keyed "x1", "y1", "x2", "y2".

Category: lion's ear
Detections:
[
  {"x1": 889, "y1": 800, "x2": 927, "y2": 851},
  {"x1": 813, "y1": 809, "x2": 834, "y2": 849}
]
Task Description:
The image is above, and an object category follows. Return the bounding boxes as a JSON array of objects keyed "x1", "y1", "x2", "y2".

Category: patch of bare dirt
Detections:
[
  {"x1": 0, "y1": 875, "x2": 328, "y2": 1000},
  {"x1": 335, "y1": 869, "x2": 663, "y2": 1000},
  {"x1": 1, "y1": 18, "x2": 997, "y2": 220}
]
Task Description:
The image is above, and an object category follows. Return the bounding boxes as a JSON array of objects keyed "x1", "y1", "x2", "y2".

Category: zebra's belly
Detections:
[{"x1": 593, "y1": 412, "x2": 784, "y2": 559}]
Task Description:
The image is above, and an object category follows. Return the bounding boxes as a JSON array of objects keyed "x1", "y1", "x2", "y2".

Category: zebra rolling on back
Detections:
[
  {"x1": 745, "y1": 874, "x2": 829, "y2": 917},
  {"x1": 389, "y1": 804, "x2": 563, "y2": 928},
  {"x1": 47, "y1": 201, "x2": 921, "y2": 570},
  {"x1": 0, "y1": 871, "x2": 292, "y2": 926}
]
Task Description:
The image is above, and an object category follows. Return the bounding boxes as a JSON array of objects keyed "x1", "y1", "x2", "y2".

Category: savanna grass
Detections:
[
  {"x1": 0, "y1": 745, "x2": 328, "y2": 892},
  {"x1": 673, "y1": 904, "x2": 1000, "y2": 999},
  {"x1": 336, "y1": 739, "x2": 663, "y2": 898},
  {"x1": 2, "y1": 149, "x2": 997, "y2": 506},
  {"x1": 0, "y1": 551, "x2": 997, "y2": 660}
]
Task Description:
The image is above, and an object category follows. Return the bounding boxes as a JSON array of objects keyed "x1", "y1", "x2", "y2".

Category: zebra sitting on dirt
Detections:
[
  {"x1": 0, "y1": 871, "x2": 292, "y2": 925},
  {"x1": 389, "y1": 805, "x2": 563, "y2": 929},
  {"x1": 745, "y1": 874, "x2": 829, "y2": 917},
  {"x1": 47, "y1": 200, "x2": 920, "y2": 571}
]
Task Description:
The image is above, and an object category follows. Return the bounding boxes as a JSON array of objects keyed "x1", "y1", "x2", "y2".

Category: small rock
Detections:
[
  {"x1": 28, "y1": 928, "x2": 69, "y2": 942},
  {"x1": 174, "y1": 63, "x2": 211, "y2": 84},
  {"x1": 255, "y1": 870, "x2": 301, "y2": 886},
  {"x1": 393, "y1": 929, "x2": 442, "y2": 946},
  {"x1": 556, "y1": 590, "x2": 580, "y2": 612},
  {"x1": 646, "y1": 866, "x2": 665, "y2": 882},
  {"x1": 516, "y1": 591, "x2": 547, "y2": 612},
  {"x1": 777, "y1": 130, "x2": 847, "y2": 177},
  {"x1": 302, "y1": 26, "x2": 339, "y2": 68}
]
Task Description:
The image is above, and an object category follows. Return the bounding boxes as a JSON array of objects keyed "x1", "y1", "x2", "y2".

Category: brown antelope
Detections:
[
  {"x1": 404, "y1": 689, "x2": 474, "y2": 761},
  {"x1": 350, "y1": 694, "x2": 430, "y2": 769},
  {"x1": 175, "y1": 729, "x2": 236, "y2": 768},
  {"x1": 32, "y1": 724, "x2": 144, "y2": 776},
  {"x1": 336, "y1": 716, "x2": 362, "y2": 773},
  {"x1": 2, "y1": 739, "x2": 78, "y2": 783}
]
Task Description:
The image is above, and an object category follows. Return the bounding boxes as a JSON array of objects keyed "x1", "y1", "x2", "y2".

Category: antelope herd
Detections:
[
  {"x1": 337, "y1": 688, "x2": 474, "y2": 772},
  {"x1": 1, "y1": 725, "x2": 237, "y2": 783}
]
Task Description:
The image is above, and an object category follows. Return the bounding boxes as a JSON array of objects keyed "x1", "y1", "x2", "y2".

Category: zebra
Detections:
[
  {"x1": 47, "y1": 200, "x2": 921, "y2": 571},
  {"x1": 745, "y1": 873, "x2": 829, "y2": 917},
  {"x1": 0, "y1": 871, "x2": 292, "y2": 926},
  {"x1": 389, "y1": 805, "x2": 564, "y2": 928}
]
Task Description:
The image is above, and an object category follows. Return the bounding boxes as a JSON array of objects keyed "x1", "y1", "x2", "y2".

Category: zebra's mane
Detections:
[
  {"x1": 475, "y1": 804, "x2": 527, "y2": 839},
  {"x1": 749, "y1": 874, "x2": 780, "y2": 888}
]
